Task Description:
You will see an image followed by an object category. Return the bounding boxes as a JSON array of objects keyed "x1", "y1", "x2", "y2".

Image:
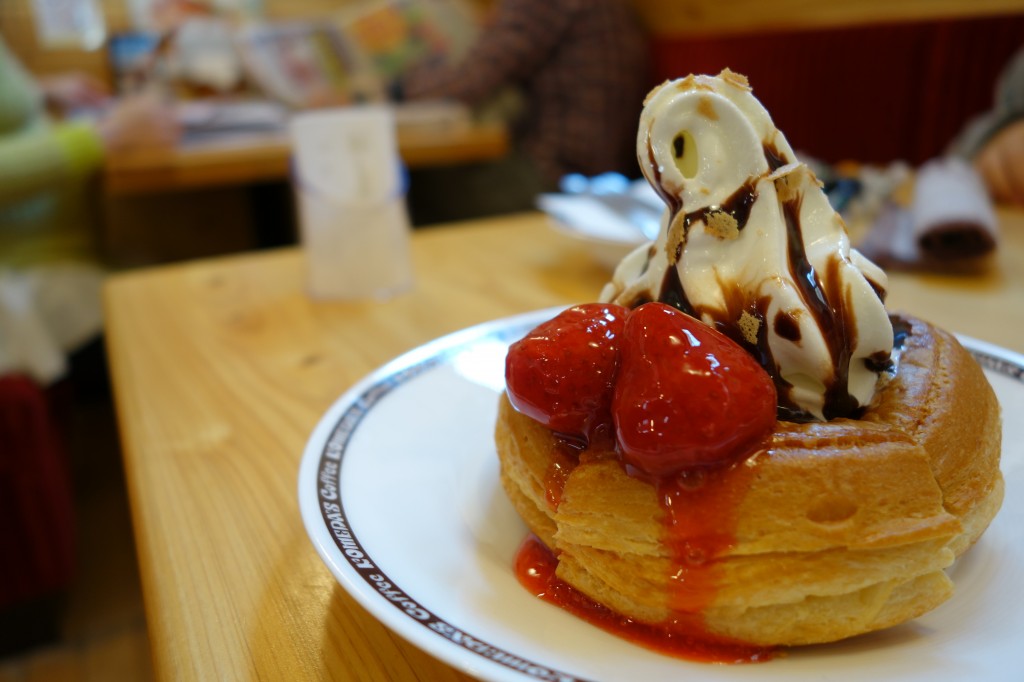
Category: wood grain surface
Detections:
[{"x1": 104, "y1": 210, "x2": 1023, "y2": 680}]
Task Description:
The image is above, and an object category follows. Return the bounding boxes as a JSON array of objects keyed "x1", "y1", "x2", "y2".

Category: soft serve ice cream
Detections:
[{"x1": 600, "y1": 70, "x2": 893, "y2": 421}]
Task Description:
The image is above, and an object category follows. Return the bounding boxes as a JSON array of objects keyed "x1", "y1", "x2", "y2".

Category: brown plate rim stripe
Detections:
[
  {"x1": 315, "y1": 322, "x2": 593, "y2": 682},
  {"x1": 312, "y1": 310, "x2": 1021, "y2": 681}
]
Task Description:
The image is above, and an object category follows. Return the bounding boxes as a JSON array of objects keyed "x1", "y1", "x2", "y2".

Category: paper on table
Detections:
[
  {"x1": 912, "y1": 157, "x2": 998, "y2": 260},
  {"x1": 859, "y1": 157, "x2": 998, "y2": 272},
  {"x1": 290, "y1": 105, "x2": 413, "y2": 300}
]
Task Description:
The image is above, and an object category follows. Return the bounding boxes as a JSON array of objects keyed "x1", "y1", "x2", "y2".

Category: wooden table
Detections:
[
  {"x1": 102, "y1": 120, "x2": 509, "y2": 196},
  {"x1": 103, "y1": 210, "x2": 1024, "y2": 680}
]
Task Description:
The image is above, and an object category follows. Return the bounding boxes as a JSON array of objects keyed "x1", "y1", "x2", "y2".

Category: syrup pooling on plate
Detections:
[
  {"x1": 535, "y1": 426, "x2": 770, "y2": 658},
  {"x1": 514, "y1": 535, "x2": 774, "y2": 664},
  {"x1": 601, "y1": 69, "x2": 894, "y2": 422}
]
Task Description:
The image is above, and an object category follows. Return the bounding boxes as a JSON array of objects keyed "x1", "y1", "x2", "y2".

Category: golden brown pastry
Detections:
[
  {"x1": 495, "y1": 316, "x2": 1002, "y2": 646},
  {"x1": 496, "y1": 71, "x2": 1003, "y2": 655}
]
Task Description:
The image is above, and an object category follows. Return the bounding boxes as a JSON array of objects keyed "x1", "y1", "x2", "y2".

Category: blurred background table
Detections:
[
  {"x1": 102, "y1": 118, "x2": 509, "y2": 196},
  {"x1": 103, "y1": 209, "x2": 1023, "y2": 680}
]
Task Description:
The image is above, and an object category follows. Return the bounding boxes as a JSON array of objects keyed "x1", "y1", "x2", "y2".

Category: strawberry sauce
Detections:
[
  {"x1": 517, "y1": 441, "x2": 773, "y2": 663},
  {"x1": 543, "y1": 444, "x2": 578, "y2": 510},
  {"x1": 505, "y1": 302, "x2": 778, "y2": 663},
  {"x1": 651, "y1": 459, "x2": 761, "y2": 615},
  {"x1": 514, "y1": 533, "x2": 773, "y2": 664}
]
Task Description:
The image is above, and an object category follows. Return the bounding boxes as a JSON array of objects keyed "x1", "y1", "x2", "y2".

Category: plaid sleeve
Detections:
[{"x1": 402, "y1": 0, "x2": 574, "y2": 105}]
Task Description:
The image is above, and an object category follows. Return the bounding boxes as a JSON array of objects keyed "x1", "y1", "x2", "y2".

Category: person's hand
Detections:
[
  {"x1": 38, "y1": 73, "x2": 110, "y2": 112},
  {"x1": 974, "y1": 118, "x2": 1024, "y2": 207},
  {"x1": 96, "y1": 90, "x2": 180, "y2": 152}
]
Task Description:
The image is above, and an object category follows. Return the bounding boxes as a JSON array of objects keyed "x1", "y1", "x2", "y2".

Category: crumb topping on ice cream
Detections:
[{"x1": 600, "y1": 70, "x2": 893, "y2": 421}]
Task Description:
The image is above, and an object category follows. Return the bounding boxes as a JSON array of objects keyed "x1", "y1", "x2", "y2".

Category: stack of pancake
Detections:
[{"x1": 495, "y1": 316, "x2": 1002, "y2": 646}]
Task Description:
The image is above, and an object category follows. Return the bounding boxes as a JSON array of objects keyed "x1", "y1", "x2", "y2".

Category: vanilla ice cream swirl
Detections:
[{"x1": 600, "y1": 70, "x2": 893, "y2": 421}]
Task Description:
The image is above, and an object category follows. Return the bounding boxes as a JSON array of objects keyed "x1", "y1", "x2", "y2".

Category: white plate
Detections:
[
  {"x1": 544, "y1": 214, "x2": 645, "y2": 271},
  {"x1": 536, "y1": 191, "x2": 656, "y2": 270},
  {"x1": 298, "y1": 309, "x2": 1024, "y2": 682}
]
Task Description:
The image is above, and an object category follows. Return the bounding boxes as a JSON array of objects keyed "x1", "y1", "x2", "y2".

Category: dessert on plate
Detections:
[{"x1": 494, "y1": 70, "x2": 1003, "y2": 661}]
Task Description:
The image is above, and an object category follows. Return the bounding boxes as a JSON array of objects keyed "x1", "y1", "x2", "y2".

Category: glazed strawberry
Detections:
[
  {"x1": 505, "y1": 304, "x2": 629, "y2": 441},
  {"x1": 613, "y1": 303, "x2": 776, "y2": 474}
]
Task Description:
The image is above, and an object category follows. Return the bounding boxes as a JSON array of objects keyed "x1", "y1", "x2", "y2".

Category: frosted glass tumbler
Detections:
[{"x1": 290, "y1": 105, "x2": 413, "y2": 300}]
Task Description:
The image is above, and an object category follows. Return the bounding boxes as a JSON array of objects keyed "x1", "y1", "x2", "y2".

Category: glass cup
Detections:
[{"x1": 290, "y1": 105, "x2": 413, "y2": 300}]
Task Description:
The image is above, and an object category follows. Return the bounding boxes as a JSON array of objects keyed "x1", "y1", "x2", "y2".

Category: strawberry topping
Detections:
[
  {"x1": 505, "y1": 304, "x2": 629, "y2": 443},
  {"x1": 505, "y1": 302, "x2": 776, "y2": 474},
  {"x1": 613, "y1": 303, "x2": 777, "y2": 474}
]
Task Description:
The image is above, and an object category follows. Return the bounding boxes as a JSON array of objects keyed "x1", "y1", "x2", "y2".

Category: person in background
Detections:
[
  {"x1": 950, "y1": 48, "x2": 1024, "y2": 208},
  {"x1": 0, "y1": 34, "x2": 178, "y2": 386},
  {"x1": 0, "y1": 34, "x2": 178, "y2": 654},
  {"x1": 394, "y1": 0, "x2": 651, "y2": 222}
]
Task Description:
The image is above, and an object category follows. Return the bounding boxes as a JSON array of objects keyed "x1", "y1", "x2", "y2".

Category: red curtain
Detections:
[
  {"x1": 649, "y1": 14, "x2": 1024, "y2": 164},
  {"x1": 0, "y1": 374, "x2": 76, "y2": 608}
]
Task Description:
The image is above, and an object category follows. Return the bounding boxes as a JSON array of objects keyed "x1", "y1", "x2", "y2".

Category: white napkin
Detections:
[
  {"x1": 911, "y1": 157, "x2": 999, "y2": 260},
  {"x1": 0, "y1": 265, "x2": 104, "y2": 385}
]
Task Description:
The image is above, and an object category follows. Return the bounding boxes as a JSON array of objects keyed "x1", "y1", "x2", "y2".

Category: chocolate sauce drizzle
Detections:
[
  {"x1": 643, "y1": 133, "x2": 893, "y2": 421},
  {"x1": 867, "y1": 316, "x2": 911, "y2": 374},
  {"x1": 643, "y1": 130, "x2": 682, "y2": 216},
  {"x1": 679, "y1": 178, "x2": 759, "y2": 241},
  {"x1": 773, "y1": 311, "x2": 801, "y2": 342},
  {"x1": 763, "y1": 140, "x2": 788, "y2": 171}
]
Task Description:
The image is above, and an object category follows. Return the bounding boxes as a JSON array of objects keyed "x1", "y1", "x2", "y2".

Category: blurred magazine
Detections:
[
  {"x1": 176, "y1": 99, "x2": 288, "y2": 145},
  {"x1": 108, "y1": 31, "x2": 162, "y2": 93},
  {"x1": 30, "y1": 0, "x2": 106, "y2": 49},
  {"x1": 126, "y1": 0, "x2": 261, "y2": 32},
  {"x1": 334, "y1": 0, "x2": 478, "y2": 84},
  {"x1": 236, "y1": 21, "x2": 384, "y2": 108}
]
